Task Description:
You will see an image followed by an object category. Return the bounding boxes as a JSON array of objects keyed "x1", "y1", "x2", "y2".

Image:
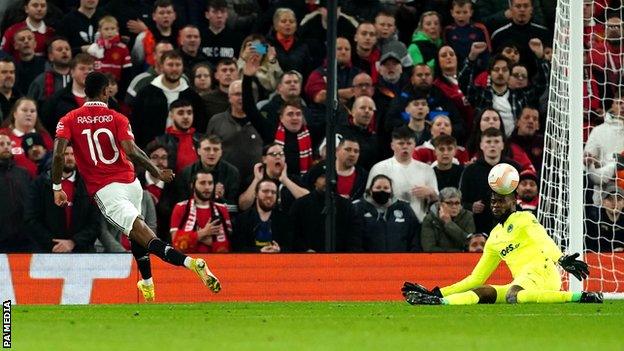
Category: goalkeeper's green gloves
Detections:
[
  {"x1": 401, "y1": 282, "x2": 442, "y2": 298},
  {"x1": 558, "y1": 253, "x2": 590, "y2": 281}
]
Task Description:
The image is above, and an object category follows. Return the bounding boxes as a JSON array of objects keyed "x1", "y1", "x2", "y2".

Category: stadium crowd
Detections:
[{"x1": 0, "y1": 0, "x2": 622, "y2": 254}]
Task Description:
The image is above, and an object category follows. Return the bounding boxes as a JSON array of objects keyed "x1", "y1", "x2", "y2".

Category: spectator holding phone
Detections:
[
  {"x1": 170, "y1": 169, "x2": 232, "y2": 253},
  {"x1": 237, "y1": 34, "x2": 282, "y2": 101}
]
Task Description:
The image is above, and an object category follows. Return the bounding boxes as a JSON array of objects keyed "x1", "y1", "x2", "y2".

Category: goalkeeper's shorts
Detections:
[{"x1": 492, "y1": 262, "x2": 562, "y2": 303}]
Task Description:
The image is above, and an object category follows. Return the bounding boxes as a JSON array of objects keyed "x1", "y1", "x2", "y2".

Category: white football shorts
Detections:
[{"x1": 94, "y1": 178, "x2": 143, "y2": 236}]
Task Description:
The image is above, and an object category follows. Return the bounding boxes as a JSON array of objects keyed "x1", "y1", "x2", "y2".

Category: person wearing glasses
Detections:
[{"x1": 421, "y1": 186, "x2": 475, "y2": 252}]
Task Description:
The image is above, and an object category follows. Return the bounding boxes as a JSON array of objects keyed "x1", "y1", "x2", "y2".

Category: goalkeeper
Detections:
[{"x1": 403, "y1": 191, "x2": 603, "y2": 305}]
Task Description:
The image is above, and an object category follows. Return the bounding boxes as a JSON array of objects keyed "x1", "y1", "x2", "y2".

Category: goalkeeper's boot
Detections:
[
  {"x1": 190, "y1": 258, "x2": 221, "y2": 293},
  {"x1": 405, "y1": 291, "x2": 443, "y2": 305},
  {"x1": 579, "y1": 291, "x2": 603, "y2": 303},
  {"x1": 136, "y1": 281, "x2": 155, "y2": 302}
]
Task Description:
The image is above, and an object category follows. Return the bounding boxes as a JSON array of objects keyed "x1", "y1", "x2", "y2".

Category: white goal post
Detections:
[{"x1": 539, "y1": 0, "x2": 624, "y2": 298}]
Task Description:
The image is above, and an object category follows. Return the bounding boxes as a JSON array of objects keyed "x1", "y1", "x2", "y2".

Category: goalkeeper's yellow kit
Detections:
[{"x1": 441, "y1": 211, "x2": 564, "y2": 299}]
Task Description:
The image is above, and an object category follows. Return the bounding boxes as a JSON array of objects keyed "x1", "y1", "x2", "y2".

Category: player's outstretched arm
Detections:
[
  {"x1": 120, "y1": 140, "x2": 174, "y2": 182},
  {"x1": 558, "y1": 253, "x2": 590, "y2": 281},
  {"x1": 51, "y1": 138, "x2": 69, "y2": 207}
]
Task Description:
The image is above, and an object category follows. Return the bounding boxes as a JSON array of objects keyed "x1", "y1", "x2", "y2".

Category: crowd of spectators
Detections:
[{"x1": 0, "y1": 0, "x2": 622, "y2": 254}]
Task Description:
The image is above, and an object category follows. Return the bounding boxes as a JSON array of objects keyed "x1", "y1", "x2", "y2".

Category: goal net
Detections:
[{"x1": 539, "y1": 0, "x2": 624, "y2": 296}]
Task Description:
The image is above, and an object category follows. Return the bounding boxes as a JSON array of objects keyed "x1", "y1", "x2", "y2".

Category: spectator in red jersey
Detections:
[
  {"x1": 1, "y1": 0, "x2": 55, "y2": 59},
  {"x1": 0, "y1": 132, "x2": 32, "y2": 252},
  {"x1": 306, "y1": 136, "x2": 368, "y2": 201},
  {"x1": 589, "y1": 12, "x2": 623, "y2": 93},
  {"x1": 0, "y1": 96, "x2": 53, "y2": 177},
  {"x1": 516, "y1": 169, "x2": 539, "y2": 215},
  {"x1": 136, "y1": 141, "x2": 176, "y2": 242},
  {"x1": 154, "y1": 99, "x2": 200, "y2": 173},
  {"x1": 509, "y1": 106, "x2": 544, "y2": 172},
  {"x1": 27, "y1": 37, "x2": 72, "y2": 104},
  {"x1": 87, "y1": 16, "x2": 132, "y2": 91},
  {"x1": 41, "y1": 53, "x2": 97, "y2": 133},
  {"x1": 170, "y1": 169, "x2": 232, "y2": 253},
  {"x1": 24, "y1": 144, "x2": 100, "y2": 252}
]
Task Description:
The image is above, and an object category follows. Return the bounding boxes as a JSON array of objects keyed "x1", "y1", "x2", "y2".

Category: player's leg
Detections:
[
  {"x1": 130, "y1": 238, "x2": 155, "y2": 301},
  {"x1": 406, "y1": 285, "x2": 498, "y2": 305},
  {"x1": 509, "y1": 266, "x2": 603, "y2": 303}
]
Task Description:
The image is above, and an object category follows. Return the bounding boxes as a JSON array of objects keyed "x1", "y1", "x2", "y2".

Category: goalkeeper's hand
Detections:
[
  {"x1": 558, "y1": 253, "x2": 590, "y2": 281},
  {"x1": 401, "y1": 282, "x2": 442, "y2": 298}
]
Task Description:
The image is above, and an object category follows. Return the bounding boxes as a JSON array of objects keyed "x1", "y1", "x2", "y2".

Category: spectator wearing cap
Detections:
[
  {"x1": 0, "y1": 132, "x2": 32, "y2": 252},
  {"x1": 290, "y1": 161, "x2": 362, "y2": 252},
  {"x1": 516, "y1": 169, "x2": 539, "y2": 214},
  {"x1": 24, "y1": 144, "x2": 100, "y2": 252},
  {"x1": 306, "y1": 136, "x2": 368, "y2": 201},
  {"x1": 421, "y1": 187, "x2": 475, "y2": 252},
  {"x1": 200, "y1": 0, "x2": 245, "y2": 68},
  {"x1": 154, "y1": 99, "x2": 201, "y2": 173},
  {"x1": 585, "y1": 184, "x2": 624, "y2": 253},
  {"x1": 0, "y1": 97, "x2": 53, "y2": 178},
  {"x1": 207, "y1": 79, "x2": 263, "y2": 184},
  {"x1": 13, "y1": 28, "x2": 46, "y2": 96},
  {"x1": 298, "y1": 0, "x2": 358, "y2": 68},
  {"x1": 21, "y1": 131, "x2": 51, "y2": 174},
  {"x1": 0, "y1": 57, "x2": 20, "y2": 121},
  {"x1": 402, "y1": 91, "x2": 431, "y2": 146},
  {"x1": 231, "y1": 178, "x2": 293, "y2": 252},
  {"x1": 351, "y1": 22, "x2": 381, "y2": 83},
  {"x1": 352, "y1": 173, "x2": 421, "y2": 252}
]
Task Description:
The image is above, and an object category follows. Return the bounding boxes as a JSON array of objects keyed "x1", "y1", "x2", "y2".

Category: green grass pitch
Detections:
[{"x1": 12, "y1": 301, "x2": 623, "y2": 350}]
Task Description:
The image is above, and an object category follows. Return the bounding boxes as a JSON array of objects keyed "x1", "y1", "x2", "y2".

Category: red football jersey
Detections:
[{"x1": 55, "y1": 101, "x2": 136, "y2": 195}]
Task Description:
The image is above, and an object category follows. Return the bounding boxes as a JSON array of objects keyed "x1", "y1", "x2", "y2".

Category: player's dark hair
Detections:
[
  {"x1": 84, "y1": 71, "x2": 110, "y2": 99},
  {"x1": 169, "y1": 99, "x2": 192, "y2": 111}
]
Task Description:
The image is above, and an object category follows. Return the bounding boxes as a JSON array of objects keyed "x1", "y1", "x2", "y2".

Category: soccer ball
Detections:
[{"x1": 488, "y1": 163, "x2": 520, "y2": 195}]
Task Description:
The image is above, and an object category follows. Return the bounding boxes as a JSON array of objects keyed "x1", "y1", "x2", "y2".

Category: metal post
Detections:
[{"x1": 324, "y1": 0, "x2": 338, "y2": 252}]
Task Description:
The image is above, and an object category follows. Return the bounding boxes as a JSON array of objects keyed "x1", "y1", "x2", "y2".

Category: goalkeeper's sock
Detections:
[
  {"x1": 516, "y1": 290, "x2": 577, "y2": 303},
  {"x1": 147, "y1": 238, "x2": 187, "y2": 267},
  {"x1": 443, "y1": 291, "x2": 480, "y2": 305}
]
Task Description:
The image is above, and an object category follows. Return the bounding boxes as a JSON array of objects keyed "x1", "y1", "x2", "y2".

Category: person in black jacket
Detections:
[
  {"x1": 459, "y1": 127, "x2": 521, "y2": 233},
  {"x1": 290, "y1": 164, "x2": 362, "y2": 252},
  {"x1": 24, "y1": 145, "x2": 100, "y2": 252},
  {"x1": 174, "y1": 134, "x2": 240, "y2": 212},
  {"x1": 352, "y1": 174, "x2": 421, "y2": 252},
  {"x1": 55, "y1": 0, "x2": 104, "y2": 56},
  {"x1": 131, "y1": 50, "x2": 206, "y2": 148},
  {"x1": 266, "y1": 8, "x2": 312, "y2": 78},
  {"x1": 0, "y1": 133, "x2": 32, "y2": 252},
  {"x1": 231, "y1": 178, "x2": 292, "y2": 252}
]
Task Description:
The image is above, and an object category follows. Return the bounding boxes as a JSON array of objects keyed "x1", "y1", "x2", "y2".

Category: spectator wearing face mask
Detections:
[{"x1": 351, "y1": 174, "x2": 421, "y2": 252}]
